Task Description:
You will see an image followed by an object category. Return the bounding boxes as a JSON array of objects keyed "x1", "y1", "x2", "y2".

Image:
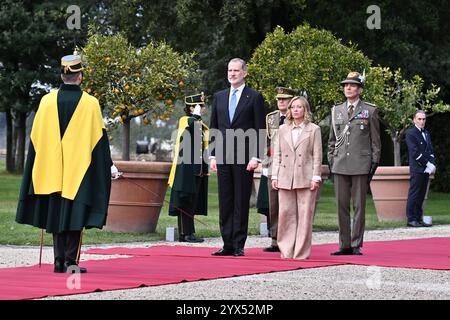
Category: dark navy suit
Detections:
[
  {"x1": 405, "y1": 125, "x2": 435, "y2": 223},
  {"x1": 210, "y1": 85, "x2": 266, "y2": 251}
]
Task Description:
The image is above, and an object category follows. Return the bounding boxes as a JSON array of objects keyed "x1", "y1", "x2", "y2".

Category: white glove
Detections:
[
  {"x1": 426, "y1": 162, "x2": 436, "y2": 174},
  {"x1": 111, "y1": 165, "x2": 122, "y2": 180},
  {"x1": 424, "y1": 166, "x2": 432, "y2": 174},
  {"x1": 193, "y1": 104, "x2": 202, "y2": 116},
  {"x1": 262, "y1": 168, "x2": 269, "y2": 177}
]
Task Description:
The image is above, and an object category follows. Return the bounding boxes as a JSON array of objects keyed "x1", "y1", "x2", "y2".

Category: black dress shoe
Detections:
[
  {"x1": 64, "y1": 261, "x2": 87, "y2": 273},
  {"x1": 263, "y1": 245, "x2": 280, "y2": 252},
  {"x1": 330, "y1": 248, "x2": 353, "y2": 255},
  {"x1": 419, "y1": 221, "x2": 432, "y2": 227},
  {"x1": 183, "y1": 234, "x2": 204, "y2": 243},
  {"x1": 407, "y1": 221, "x2": 423, "y2": 227},
  {"x1": 211, "y1": 248, "x2": 234, "y2": 256},
  {"x1": 352, "y1": 247, "x2": 363, "y2": 255},
  {"x1": 233, "y1": 248, "x2": 245, "y2": 257},
  {"x1": 54, "y1": 257, "x2": 65, "y2": 273}
]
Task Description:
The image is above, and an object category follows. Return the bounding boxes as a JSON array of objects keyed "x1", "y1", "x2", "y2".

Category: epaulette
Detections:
[
  {"x1": 266, "y1": 110, "x2": 278, "y2": 119},
  {"x1": 364, "y1": 101, "x2": 376, "y2": 107}
]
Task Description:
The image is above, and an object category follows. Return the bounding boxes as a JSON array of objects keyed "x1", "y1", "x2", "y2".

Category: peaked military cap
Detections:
[
  {"x1": 341, "y1": 71, "x2": 365, "y2": 87},
  {"x1": 275, "y1": 86, "x2": 296, "y2": 99},
  {"x1": 185, "y1": 92, "x2": 206, "y2": 105},
  {"x1": 61, "y1": 54, "x2": 84, "y2": 74}
]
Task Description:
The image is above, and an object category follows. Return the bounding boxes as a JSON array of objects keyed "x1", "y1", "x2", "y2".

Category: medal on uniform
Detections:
[{"x1": 360, "y1": 124, "x2": 364, "y2": 130}]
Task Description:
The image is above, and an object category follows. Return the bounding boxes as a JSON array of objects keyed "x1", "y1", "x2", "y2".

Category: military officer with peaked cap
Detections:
[
  {"x1": 328, "y1": 71, "x2": 381, "y2": 256},
  {"x1": 258, "y1": 86, "x2": 296, "y2": 252}
]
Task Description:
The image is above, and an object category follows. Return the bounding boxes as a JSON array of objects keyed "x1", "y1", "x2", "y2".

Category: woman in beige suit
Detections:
[{"x1": 271, "y1": 96, "x2": 322, "y2": 259}]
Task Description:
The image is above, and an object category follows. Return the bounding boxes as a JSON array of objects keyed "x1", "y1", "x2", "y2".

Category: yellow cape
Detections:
[
  {"x1": 30, "y1": 90, "x2": 105, "y2": 200},
  {"x1": 168, "y1": 116, "x2": 209, "y2": 188}
]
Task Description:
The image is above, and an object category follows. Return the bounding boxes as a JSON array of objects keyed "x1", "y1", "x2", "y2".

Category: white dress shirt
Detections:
[{"x1": 229, "y1": 83, "x2": 245, "y2": 107}]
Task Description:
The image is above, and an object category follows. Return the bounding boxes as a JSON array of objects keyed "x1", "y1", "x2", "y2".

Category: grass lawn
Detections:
[{"x1": 1, "y1": 159, "x2": 449, "y2": 245}]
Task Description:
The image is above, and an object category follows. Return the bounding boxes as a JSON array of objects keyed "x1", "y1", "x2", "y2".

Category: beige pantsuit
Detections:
[
  {"x1": 272, "y1": 121, "x2": 322, "y2": 260},
  {"x1": 278, "y1": 188, "x2": 317, "y2": 259}
]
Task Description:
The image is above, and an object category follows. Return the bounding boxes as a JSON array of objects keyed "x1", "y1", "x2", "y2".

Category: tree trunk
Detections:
[
  {"x1": 5, "y1": 110, "x2": 15, "y2": 172},
  {"x1": 391, "y1": 133, "x2": 401, "y2": 166},
  {"x1": 122, "y1": 120, "x2": 130, "y2": 161},
  {"x1": 14, "y1": 111, "x2": 26, "y2": 173}
]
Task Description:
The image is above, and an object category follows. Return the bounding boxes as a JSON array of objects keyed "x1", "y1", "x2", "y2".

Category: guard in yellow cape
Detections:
[
  {"x1": 16, "y1": 54, "x2": 116, "y2": 273},
  {"x1": 168, "y1": 93, "x2": 209, "y2": 243}
]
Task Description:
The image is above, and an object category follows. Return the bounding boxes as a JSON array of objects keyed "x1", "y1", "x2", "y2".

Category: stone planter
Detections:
[
  {"x1": 370, "y1": 166, "x2": 434, "y2": 221},
  {"x1": 106, "y1": 161, "x2": 171, "y2": 233}
]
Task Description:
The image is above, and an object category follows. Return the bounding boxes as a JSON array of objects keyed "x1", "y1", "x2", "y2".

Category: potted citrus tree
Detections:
[
  {"x1": 81, "y1": 32, "x2": 200, "y2": 232},
  {"x1": 364, "y1": 66, "x2": 450, "y2": 221}
]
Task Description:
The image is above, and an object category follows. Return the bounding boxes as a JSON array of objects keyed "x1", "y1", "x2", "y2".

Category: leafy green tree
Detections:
[
  {"x1": 81, "y1": 32, "x2": 200, "y2": 160},
  {"x1": 364, "y1": 66, "x2": 450, "y2": 166},
  {"x1": 301, "y1": 0, "x2": 450, "y2": 101},
  {"x1": 247, "y1": 24, "x2": 371, "y2": 122},
  {"x1": 0, "y1": 0, "x2": 79, "y2": 173}
]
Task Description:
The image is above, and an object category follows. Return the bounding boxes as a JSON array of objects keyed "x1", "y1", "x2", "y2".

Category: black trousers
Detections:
[
  {"x1": 217, "y1": 164, "x2": 254, "y2": 250},
  {"x1": 406, "y1": 172, "x2": 429, "y2": 222},
  {"x1": 53, "y1": 230, "x2": 82, "y2": 262},
  {"x1": 177, "y1": 176, "x2": 203, "y2": 237}
]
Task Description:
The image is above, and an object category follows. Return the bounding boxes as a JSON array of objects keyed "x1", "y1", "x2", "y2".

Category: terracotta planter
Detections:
[
  {"x1": 106, "y1": 161, "x2": 171, "y2": 233},
  {"x1": 370, "y1": 166, "x2": 434, "y2": 221}
]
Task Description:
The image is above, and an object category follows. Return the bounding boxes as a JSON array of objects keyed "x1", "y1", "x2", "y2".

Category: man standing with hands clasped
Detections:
[
  {"x1": 328, "y1": 71, "x2": 381, "y2": 256},
  {"x1": 209, "y1": 58, "x2": 266, "y2": 257},
  {"x1": 405, "y1": 110, "x2": 435, "y2": 228}
]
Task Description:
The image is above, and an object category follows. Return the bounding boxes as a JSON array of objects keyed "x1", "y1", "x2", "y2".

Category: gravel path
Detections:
[{"x1": 1, "y1": 225, "x2": 449, "y2": 300}]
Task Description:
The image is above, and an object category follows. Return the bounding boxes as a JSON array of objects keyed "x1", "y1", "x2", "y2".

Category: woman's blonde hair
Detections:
[{"x1": 286, "y1": 96, "x2": 313, "y2": 124}]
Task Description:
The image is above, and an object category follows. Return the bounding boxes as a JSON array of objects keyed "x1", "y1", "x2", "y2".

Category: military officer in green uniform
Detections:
[
  {"x1": 328, "y1": 71, "x2": 381, "y2": 255},
  {"x1": 168, "y1": 93, "x2": 209, "y2": 243},
  {"x1": 258, "y1": 86, "x2": 296, "y2": 252},
  {"x1": 16, "y1": 54, "x2": 115, "y2": 273}
]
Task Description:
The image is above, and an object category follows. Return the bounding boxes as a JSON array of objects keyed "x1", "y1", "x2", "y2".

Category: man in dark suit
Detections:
[
  {"x1": 405, "y1": 110, "x2": 435, "y2": 227},
  {"x1": 209, "y1": 58, "x2": 266, "y2": 256}
]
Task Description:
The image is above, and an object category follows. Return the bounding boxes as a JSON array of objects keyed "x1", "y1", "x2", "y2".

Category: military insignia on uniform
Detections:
[
  {"x1": 355, "y1": 110, "x2": 369, "y2": 119},
  {"x1": 337, "y1": 112, "x2": 343, "y2": 120}
]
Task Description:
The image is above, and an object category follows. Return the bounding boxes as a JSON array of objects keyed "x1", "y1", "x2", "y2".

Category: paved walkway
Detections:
[{"x1": 1, "y1": 225, "x2": 449, "y2": 300}]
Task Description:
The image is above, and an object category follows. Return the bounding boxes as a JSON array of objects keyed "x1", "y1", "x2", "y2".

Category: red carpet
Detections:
[
  {"x1": 0, "y1": 254, "x2": 341, "y2": 300},
  {"x1": 1, "y1": 237, "x2": 449, "y2": 300},
  {"x1": 85, "y1": 237, "x2": 450, "y2": 270}
]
